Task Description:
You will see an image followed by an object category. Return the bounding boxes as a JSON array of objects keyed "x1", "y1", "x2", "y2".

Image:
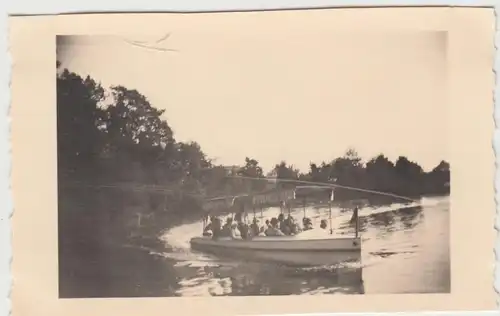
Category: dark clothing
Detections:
[
  {"x1": 220, "y1": 224, "x2": 231, "y2": 237},
  {"x1": 320, "y1": 219, "x2": 329, "y2": 230},
  {"x1": 250, "y1": 223, "x2": 260, "y2": 237},
  {"x1": 234, "y1": 211, "x2": 243, "y2": 223},
  {"x1": 238, "y1": 223, "x2": 250, "y2": 239},
  {"x1": 211, "y1": 218, "x2": 222, "y2": 239}
]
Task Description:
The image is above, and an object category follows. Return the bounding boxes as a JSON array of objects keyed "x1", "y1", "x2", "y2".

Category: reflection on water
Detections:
[
  {"x1": 170, "y1": 261, "x2": 364, "y2": 296},
  {"x1": 157, "y1": 196, "x2": 450, "y2": 296}
]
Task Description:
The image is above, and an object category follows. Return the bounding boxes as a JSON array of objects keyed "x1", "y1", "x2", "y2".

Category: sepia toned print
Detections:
[
  {"x1": 9, "y1": 7, "x2": 495, "y2": 315},
  {"x1": 56, "y1": 30, "x2": 450, "y2": 297}
]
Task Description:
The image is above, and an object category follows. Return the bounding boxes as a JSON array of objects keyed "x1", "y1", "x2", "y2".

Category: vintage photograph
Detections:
[{"x1": 56, "y1": 28, "x2": 450, "y2": 298}]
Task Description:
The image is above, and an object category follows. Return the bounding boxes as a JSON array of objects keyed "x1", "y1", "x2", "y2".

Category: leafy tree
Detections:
[
  {"x1": 365, "y1": 154, "x2": 396, "y2": 192},
  {"x1": 273, "y1": 161, "x2": 299, "y2": 189},
  {"x1": 393, "y1": 156, "x2": 425, "y2": 196},
  {"x1": 100, "y1": 86, "x2": 175, "y2": 165},
  {"x1": 175, "y1": 141, "x2": 212, "y2": 193},
  {"x1": 238, "y1": 157, "x2": 263, "y2": 178},
  {"x1": 236, "y1": 157, "x2": 266, "y2": 192},
  {"x1": 57, "y1": 69, "x2": 106, "y2": 177},
  {"x1": 424, "y1": 160, "x2": 450, "y2": 195}
]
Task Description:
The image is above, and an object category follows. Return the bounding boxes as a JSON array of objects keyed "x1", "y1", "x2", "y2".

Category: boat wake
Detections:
[{"x1": 160, "y1": 198, "x2": 426, "y2": 270}]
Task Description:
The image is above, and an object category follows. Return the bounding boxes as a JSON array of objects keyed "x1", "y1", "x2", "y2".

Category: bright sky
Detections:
[{"x1": 57, "y1": 24, "x2": 447, "y2": 173}]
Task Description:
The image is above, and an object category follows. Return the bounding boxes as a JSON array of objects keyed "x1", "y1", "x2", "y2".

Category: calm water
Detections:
[{"x1": 156, "y1": 196, "x2": 450, "y2": 296}]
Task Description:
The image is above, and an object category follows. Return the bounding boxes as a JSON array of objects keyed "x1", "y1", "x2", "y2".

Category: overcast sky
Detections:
[{"x1": 57, "y1": 25, "x2": 447, "y2": 173}]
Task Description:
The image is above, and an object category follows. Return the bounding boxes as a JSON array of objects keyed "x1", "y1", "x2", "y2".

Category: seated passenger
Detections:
[
  {"x1": 210, "y1": 216, "x2": 222, "y2": 239},
  {"x1": 250, "y1": 218, "x2": 260, "y2": 237},
  {"x1": 260, "y1": 219, "x2": 270, "y2": 233},
  {"x1": 281, "y1": 223, "x2": 291, "y2": 235},
  {"x1": 320, "y1": 219, "x2": 328, "y2": 230},
  {"x1": 281, "y1": 215, "x2": 296, "y2": 235},
  {"x1": 277, "y1": 214, "x2": 285, "y2": 229},
  {"x1": 234, "y1": 210, "x2": 243, "y2": 223},
  {"x1": 238, "y1": 222, "x2": 250, "y2": 239},
  {"x1": 287, "y1": 216, "x2": 301, "y2": 235},
  {"x1": 290, "y1": 222, "x2": 301, "y2": 235},
  {"x1": 302, "y1": 217, "x2": 313, "y2": 231},
  {"x1": 221, "y1": 218, "x2": 233, "y2": 237},
  {"x1": 265, "y1": 218, "x2": 285, "y2": 236},
  {"x1": 230, "y1": 223, "x2": 242, "y2": 239},
  {"x1": 204, "y1": 215, "x2": 215, "y2": 233}
]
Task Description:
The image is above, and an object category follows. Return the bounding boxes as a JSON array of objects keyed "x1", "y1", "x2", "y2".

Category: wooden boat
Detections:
[
  {"x1": 190, "y1": 235, "x2": 361, "y2": 267},
  {"x1": 190, "y1": 186, "x2": 362, "y2": 267}
]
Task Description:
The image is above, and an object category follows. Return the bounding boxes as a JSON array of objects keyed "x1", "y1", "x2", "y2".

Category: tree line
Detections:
[{"x1": 57, "y1": 64, "x2": 449, "y2": 249}]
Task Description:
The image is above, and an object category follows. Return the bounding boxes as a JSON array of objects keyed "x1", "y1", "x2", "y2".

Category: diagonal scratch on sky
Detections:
[{"x1": 120, "y1": 33, "x2": 179, "y2": 53}]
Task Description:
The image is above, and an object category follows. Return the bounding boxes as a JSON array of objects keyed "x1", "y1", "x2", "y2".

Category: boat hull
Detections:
[{"x1": 190, "y1": 236, "x2": 361, "y2": 267}]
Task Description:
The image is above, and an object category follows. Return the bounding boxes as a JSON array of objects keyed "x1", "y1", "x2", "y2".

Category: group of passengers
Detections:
[{"x1": 203, "y1": 211, "x2": 326, "y2": 240}]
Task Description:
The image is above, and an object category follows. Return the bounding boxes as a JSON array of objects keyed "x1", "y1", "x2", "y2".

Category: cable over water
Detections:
[
  {"x1": 61, "y1": 175, "x2": 418, "y2": 203},
  {"x1": 224, "y1": 175, "x2": 417, "y2": 202}
]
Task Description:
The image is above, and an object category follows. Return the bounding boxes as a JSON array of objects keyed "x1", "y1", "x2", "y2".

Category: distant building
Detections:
[{"x1": 223, "y1": 165, "x2": 241, "y2": 175}]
